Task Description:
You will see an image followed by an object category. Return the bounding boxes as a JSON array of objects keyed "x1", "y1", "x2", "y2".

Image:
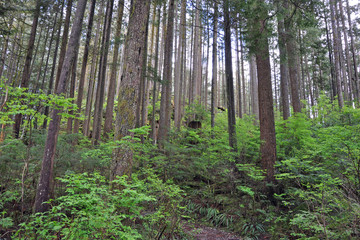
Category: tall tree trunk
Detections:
[
  {"x1": 251, "y1": 1, "x2": 277, "y2": 183},
  {"x1": 158, "y1": 0, "x2": 175, "y2": 146},
  {"x1": 43, "y1": 0, "x2": 65, "y2": 129},
  {"x1": 151, "y1": 6, "x2": 161, "y2": 143},
  {"x1": 240, "y1": 31, "x2": 247, "y2": 115},
  {"x1": 92, "y1": 0, "x2": 114, "y2": 145},
  {"x1": 83, "y1": 1, "x2": 104, "y2": 137},
  {"x1": 339, "y1": 0, "x2": 353, "y2": 102},
  {"x1": 66, "y1": 48, "x2": 79, "y2": 133},
  {"x1": 324, "y1": 9, "x2": 336, "y2": 101},
  {"x1": 235, "y1": 24, "x2": 242, "y2": 118},
  {"x1": 73, "y1": 0, "x2": 97, "y2": 134},
  {"x1": 250, "y1": 55, "x2": 259, "y2": 121},
  {"x1": 13, "y1": 0, "x2": 41, "y2": 138},
  {"x1": 284, "y1": 1, "x2": 301, "y2": 113},
  {"x1": 191, "y1": 0, "x2": 201, "y2": 104},
  {"x1": 34, "y1": 0, "x2": 88, "y2": 213},
  {"x1": 174, "y1": 0, "x2": 186, "y2": 129},
  {"x1": 54, "y1": 0, "x2": 73, "y2": 91},
  {"x1": 277, "y1": 9, "x2": 290, "y2": 120},
  {"x1": 329, "y1": 0, "x2": 344, "y2": 109},
  {"x1": 210, "y1": 1, "x2": 218, "y2": 129},
  {"x1": 345, "y1": 0, "x2": 359, "y2": 103},
  {"x1": 103, "y1": 0, "x2": 124, "y2": 136},
  {"x1": 223, "y1": 0, "x2": 237, "y2": 151},
  {"x1": 111, "y1": 0, "x2": 150, "y2": 179}
]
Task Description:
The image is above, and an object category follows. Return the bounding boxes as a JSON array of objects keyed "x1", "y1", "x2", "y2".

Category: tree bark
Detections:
[
  {"x1": 329, "y1": 0, "x2": 344, "y2": 109},
  {"x1": 174, "y1": 0, "x2": 186, "y2": 129},
  {"x1": 103, "y1": 0, "x2": 124, "y2": 136},
  {"x1": 158, "y1": 0, "x2": 175, "y2": 146},
  {"x1": 73, "y1": 0, "x2": 96, "y2": 134},
  {"x1": 34, "y1": 0, "x2": 88, "y2": 213},
  {"x1": 284, "y1": 1, "x2": 301, "y2": 113},
  {"x1": 210, "y1": 1, "x2": 218, "y2": 129},
  {"x1": 13, "y1": 0, "x2": 41, "y2": 138},
  {"x1": 54, "y1": 0, "x2": 73, "y2": 92},
  {"x1": 111, "y1": 0, "x2": 150, "y2": 179},
  {"x1": 223, "y1": 0, "x2": 237, "y2": 151},
  {"x1": 92, "y1": 0, "x2": 114, "y2": 145},
  {"x1": 251, "y1": 0, "x2": 277, "y2": 183},
  {"x1": 277, "y1": 9, "x2": 290, "y2": 120},
  {"x1": 235, "y1": 24, "x2": 242, "y2": 118}
]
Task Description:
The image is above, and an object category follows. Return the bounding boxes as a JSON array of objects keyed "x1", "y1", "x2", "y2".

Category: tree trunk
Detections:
[
  {"x1": 345, "y1": 0, "x2": 359, "y2": 103},
  {"x1": 251, "y1": 1, "x2": 277, "y2": 183},
  {"x1": 43, "y1": 0, "x2": 64, "y2": 129},
  {"x1": 235, "y1": 24, "x2": 242, "y2": 118},
  {"x1": 250, "y1": 55, "x2": 259, "y2": 121},
  {"x1": 73, "y1": 0, "x2": 96, "y2": 134},
  {"x1": 174, "y1": 0, "x2": 186, "y2": 129},
  {"x1": 13, "y1": 0, "x2": 41, "y2": 138},
  {"x1": 111, "y1": 0, "x2": 150, "y2": 179},
  {"x1": 191, "y1": 0, "x2": 201, "y2": 104},
  {"x1": 210, "y1": 1, "x2": 218, "y2": 129},
  {"x1": 83, "y1": 1, "x2": 104, "y2": 137},
  {"x1": 223, "y1": 0, "x2": 237, "y2": 151},
  {"x1": 54, "y1": 0, "x2": 73, "y2": 92},
  {"x1": 34, "y1": 0, "x2": 88, "y2": 213},
  {"x1": 284, "y1": 1, "x2": 301, "y2": 113},
  {"x1": 103, "y1": 0, "x2": 124, "y2": 137},
  {"x1": 277, "y1": 9, "x2": 290, "y2": 120},
  {"x1": 92, "y1": 0, "x2": 114, "y2": 145},
  {"x1": 158, "y1": 0, "x2": 175, "y2": 146},
  {"x1": 329, "y1": 0, "x2": 344, "y2": 109}
]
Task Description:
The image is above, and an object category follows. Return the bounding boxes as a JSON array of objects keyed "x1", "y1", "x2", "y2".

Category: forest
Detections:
[{"x1": 0, "y1": 0, "x2": 360, "y2": 239}]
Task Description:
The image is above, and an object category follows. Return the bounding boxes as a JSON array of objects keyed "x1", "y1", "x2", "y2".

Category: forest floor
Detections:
[
  {"x1": 182, "y1": 221, "x2": 241, "y2": 240},
  {"x1": 182, "y1": 221, "x2": 272, "y2": 240}
]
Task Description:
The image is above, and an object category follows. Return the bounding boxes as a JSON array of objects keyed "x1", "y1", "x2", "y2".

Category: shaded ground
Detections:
[{"x1": 182, "y1": 222, "x2": 241, "y2": 240}]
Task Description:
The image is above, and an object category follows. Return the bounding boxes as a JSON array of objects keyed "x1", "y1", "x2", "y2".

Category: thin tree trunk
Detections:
[
  {"x1": 235, "y1": 24, "x2": 242, "y2": 118},
  {"x1": 339, "y1": 0, "x2": 353, "y2": 102},
  {"x1": 54, "y1": 0, "x2": 73, "y2": 92},
  {"x1": 223, "y1": 0, "x2": 237, "y2": 151},
  {"x1": 211, "y1": 1, "x2": 218, "y2": 129},
  {"x1": 73, "y1": 0, "x2": 97, "y2": 134},
  {"x1": 174, "y1": 0, "x2": 186, "y2": 129},
  {"x1": 103, "y1": 0, "x2": 124, "y2": 136},
  {"x1": 277, "y1": 9, "x2": 290, "y2": 119},
  {"x1": 284, "y1": 1, "x2": 301, "y2": 113},
  {"x1": 329, "y1": 0, "x2": 344, "y2": 109},
  {"x1": 34, "y1": 0, "x2": 88, "y2": 213},
  {"x1": 43, "y1": 0, "x2": 65, "y2": 129},
  {"x1": 83, "y1": 1, "x2": 104, "y2": 137},
  {"x1": 158, "y1": 0, "x2": 175, "y2": 146},
  {"x1": 92, "y1": 0, "x2": 114, "y2": 145},
  {"x1": 13, "y1": 0, "x2": 41, "y2": 138},
  {"x1": 151, "y1": 6, "x2": 161, "y2": 143}
]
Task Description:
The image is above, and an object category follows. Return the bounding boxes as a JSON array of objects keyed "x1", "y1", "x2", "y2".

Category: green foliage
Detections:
[
  {"x1": 16, "y1": 171, "x2": 184, "y2": 239},
  {"x1": 0, "y1": 80, "x2": 79, "y2": 126}
]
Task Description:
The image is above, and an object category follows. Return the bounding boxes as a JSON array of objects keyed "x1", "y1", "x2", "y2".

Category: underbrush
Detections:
[{"x1": 1, "y1": 100, "x2": 360, "y2": 239}]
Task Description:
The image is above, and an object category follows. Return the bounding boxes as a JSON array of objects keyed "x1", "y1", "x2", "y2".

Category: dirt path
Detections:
[{"x1": 182, "y1": 222, "x2": 241, "y2": 240}]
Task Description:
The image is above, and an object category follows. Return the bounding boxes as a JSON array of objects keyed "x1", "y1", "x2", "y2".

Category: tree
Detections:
[
  {"x1": 211, "y1": 1, "x2": 218, "y2": 129},
  {"x1": 111, "y1": 0, "x2": 151, "y2": 179},
  {"x1": 92, "y1": 0, "x2": 114, "y2": 145},
  {"x1": 158, "y1": 0, "x2": 176, "y2": 146},
  {"x1": 34, "y1": 0, "x2": 88, "y2": 213},
  {"x1": 73, "y1": 0, "x2": 97, "y2": 134},
  {"x1": 223, "y1": 0, "x2": 237, "y2": 151},
  {"x1": 249, "y1": 0, "x2": 277, "y2": 183},
  {"x1": 13, "y1": 0, "x2": 42, "y2": 138}
]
